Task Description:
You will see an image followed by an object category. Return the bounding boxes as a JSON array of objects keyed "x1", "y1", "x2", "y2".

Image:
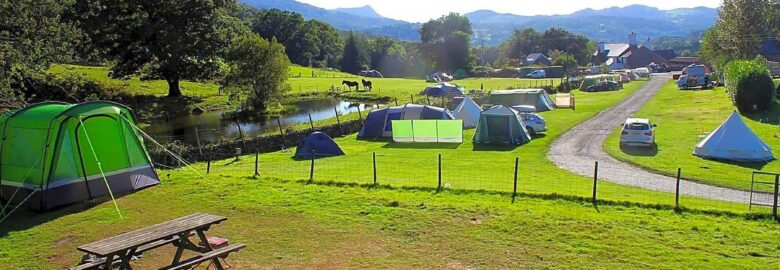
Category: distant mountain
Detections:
[
  {"x1": 332, "y1": 5, "x2": 383, "y2": 18},
  {"x1": 239, "y1": 1, "x2": 718, "y2": 46},
  {"x1": 239, "y1": 0, "x2": 404, "y2": 30}
]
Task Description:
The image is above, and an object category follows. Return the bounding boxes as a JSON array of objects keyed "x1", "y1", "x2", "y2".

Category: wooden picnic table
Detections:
[{"x1": 73, "y1": 212, "x2": 243, "y2": 270}]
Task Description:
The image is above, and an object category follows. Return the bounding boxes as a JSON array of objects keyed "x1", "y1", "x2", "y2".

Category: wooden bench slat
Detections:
[
  {"x1": 69, "y1": 232, "x2": 197, "y2": 270},
  {"x1": 77, "y1": 213, "x2": 226, "y2": 256},
  {"x1": 160, "y1": 244, "x2": 246, "y2": 270}
]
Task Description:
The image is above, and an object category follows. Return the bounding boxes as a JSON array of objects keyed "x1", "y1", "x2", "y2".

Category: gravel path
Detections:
[{"x1": 548, "y1": 74, "x2": 774, "y2": 205}]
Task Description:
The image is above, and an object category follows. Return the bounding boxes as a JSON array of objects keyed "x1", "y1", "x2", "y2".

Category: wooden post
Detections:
[
  {"x1": 357, "y1": 106, "x2": 363, "y2": 120},
  {"x1": 235, "y1": 120, "x2": 246, "y2": 151},
  {"x1": 426, "y1": 95, "x2": 431, "y2": 105},
  {"x1": 334, "y1": 107, "x2": 342, "y2": 136},
  {"x1": 308, "y1": 113, "x2": 314, "y2": 131},
  {"x1": 372, "y1": 152, "x2": 377, "y2": 186},
  {"x1": 675, "y1": 168, "x2": 681, "y2": 210},
  {"x1": 206, "y1": 155, "x2": 211, "y2": 174},
  {"x1": 774, "y1": 175, "x2": 779, "y2": 222},
  {"x1": 395, "y1": 99, "x2": 398, "y2": 106},
  {"x1": 254, "y1": 151, "x2": 259, "y2": 177},
  {"x1": 276, "y1": 117, "x2": 285, "y2": 147},
  {"x1": 437, "y1": 154, "x2": 442, "y2": 191},
  {"x1": 410, "y1": 94, "x2": 414, "y2": 103},
  {"x1": 512, "y1": 157, "x2": 519, "y2": 203},
  {"x1": 592, "y1": 161, "x2": 599, "y2": 205},
  {"x1": 309, "y1": 150, "x2": 315, "y2": 182},
  {"x1": 194, "y1": 126, "x2": 203, "y2": 157}
]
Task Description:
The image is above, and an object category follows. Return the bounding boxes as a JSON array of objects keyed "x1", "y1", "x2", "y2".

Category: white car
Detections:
[
  {"x1": 521, "y1": 113, "x2": 547, "y2": 136},
  {"x1": 620, "y1": 118, "x2": 656, "y2": 146},
  {"x1": 526, "y1": 70, "x2": 546, "y2": 78}
]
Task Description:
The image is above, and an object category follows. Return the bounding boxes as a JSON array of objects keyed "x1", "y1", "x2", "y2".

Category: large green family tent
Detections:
[
  {"x1": 488, "y1": 89, "x2": 556, "y2": 112},
  {"x1": 473, "y1": 105, "x2": 532, "y2": 145},
  {"x1": 0, "y1": 101, "x2": 159, "y2": 211}
]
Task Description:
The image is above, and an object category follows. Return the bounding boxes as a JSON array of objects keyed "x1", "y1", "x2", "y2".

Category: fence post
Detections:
[
  {"x1": 357, "y1": 106, "x2": 363, "y2": 120},
  {"x1": 410, "y1": 94, "x2": 414, "y2": 103},
  {"x1": 195, "y1": 126, "x2": 203, "y2": 157},
  {"x1": 395, "y1": 98, "x2": 398, "y2": 106},
  {"x1": 254, "y1": 151, "x2": 259, "y2": 177},
  {"x1": 308, "y1": 113, "x2": 314, "y2": 131},
  {"x1": 309, "y1": 150, "x2": 315, "y2": 182},
  {"x1": 426, "y1": 95, "x2": 431, "y2": 105},
  {"x1": 334, "y1": 107, "x2": 342, "y2": 136},
  {"x1": 592, "y1": 161, "x2": 599, "y2": 205},
  {"x1": 372, "y1": 152, "x2": 377, "y2": 186},
  {"x1": 675, "y1": 167, "x2": 681, "y2": 210},
  {"x1": 235, "y1": 120, "x2": 246, "y2": 151},
  {"x1": 774, "y1": 175, "x2": 779, "y2": 222},
  {"x1": 437, "y1": 154, "x2": 442, "y2": 191},
  {"x1": 206, "y1": 154, "x2": 211, "y2": 174},
  {"x1": 512, "y1": 157, "x2": 519, "y2": 203},
  {"x1": 276, "y1": 117, "x2": 285, "y2": 147}
]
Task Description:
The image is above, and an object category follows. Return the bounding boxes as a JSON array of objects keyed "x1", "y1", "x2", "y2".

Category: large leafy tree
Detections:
[
  {"x1": 71, "y1": 0, "x2": 236, "y2": 97},
  {"x1": 420, "y1": 13, "x2": 473, "y2": 72},
  {"x1": 497, "y1": 28, "x2": 592, "y2": 67},
  {"x1": 251, "y1": 9, "x2": 342, "y2": 68},
  {"x1": 0, "y1": 0, "x2": 78, "y2": 109},
  {"x1": 700, "y1": 0, "x2": 773, "y2": 68},
  {"x1": 222, "y1": 34, "x2": 290, "y2": 111}
]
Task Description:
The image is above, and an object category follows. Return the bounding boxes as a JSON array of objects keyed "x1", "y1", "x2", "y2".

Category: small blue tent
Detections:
[
  {"x1": 420, "y1": 82, "x2": 464, "y2": 96},
  {"x1": 358, "y1": 104, "x2": 454, "y2": 138},
  {"x1": 294, "y1": 132, "x2": 345, "y2": 159}
]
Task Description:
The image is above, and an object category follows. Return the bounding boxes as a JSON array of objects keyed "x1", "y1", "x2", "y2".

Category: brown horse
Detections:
[
  {"x1": 342, "y1": 80, "x2": 359, "y2": 91},
  {"x1": 361, "y1": 79, "x2": 373, "y2": 91}
]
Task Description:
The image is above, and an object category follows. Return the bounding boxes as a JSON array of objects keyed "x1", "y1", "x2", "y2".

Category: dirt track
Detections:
[{"x1": 547, "y1": 74, "x2": 774, "y2": 205}]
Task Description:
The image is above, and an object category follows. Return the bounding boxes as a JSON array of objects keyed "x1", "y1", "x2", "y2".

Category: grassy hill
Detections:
[{"x1": 604, "y1": 80, "x2": 780, "y2": 191}]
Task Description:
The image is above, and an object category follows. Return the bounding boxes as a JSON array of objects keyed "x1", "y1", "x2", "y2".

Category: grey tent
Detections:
[{"x1": 488, "y1": 89, "x2": 556, "y2": 112}]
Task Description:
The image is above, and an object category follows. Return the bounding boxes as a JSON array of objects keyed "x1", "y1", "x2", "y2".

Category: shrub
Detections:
[{"x1": 724, "y1": 57, "x2": 776, "y2": 112}]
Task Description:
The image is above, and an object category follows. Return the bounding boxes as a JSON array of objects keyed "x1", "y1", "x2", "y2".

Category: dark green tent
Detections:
[{"x1": 0, "y1": 101, "x2": 159, "y2": 211}]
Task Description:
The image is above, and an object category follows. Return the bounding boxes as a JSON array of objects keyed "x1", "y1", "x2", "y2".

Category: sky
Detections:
[{"x1": 297, "y1": 0, "x2": 721, "y2": 22}]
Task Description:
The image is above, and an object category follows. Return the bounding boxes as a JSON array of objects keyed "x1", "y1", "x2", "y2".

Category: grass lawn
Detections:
[
  {"x1": 205, "y1": 79, "x2": 764, "y2": 214},
  {"x1": 604, "y1": 80, "x2": 780, "y2": 192},
  {"x1": 1, "y1": 176, "x2": 779, "y2": 269}
]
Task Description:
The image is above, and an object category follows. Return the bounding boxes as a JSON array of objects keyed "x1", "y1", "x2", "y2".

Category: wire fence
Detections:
[{"x1": 186, "y1": 148, "x2": 780, "y2": 220}]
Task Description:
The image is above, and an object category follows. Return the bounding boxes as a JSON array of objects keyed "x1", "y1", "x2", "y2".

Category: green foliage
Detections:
[
  {"x1": 498, "y1": 28, "x2": 591, "y2": 67},
  {"x1": 250, "y1": 9, "x2": 343, "y2": 68},
  {"x1": 552, "y1": 52, "x2": 578, "y2": 69},
  {"x1": 0, "y1": 0, "x2": 78, "y2": 109},
  {"x1": 72, "y1": 0, "x2": 237, "y2": 97},
  {"x1": 724, "y1": 57, "x2": 776, "y2": 112},
  {"x1": 420, "y1": 13, "x2": 474, "y2": 72},
  {"x1": 223, "y1": 34, "x2": 291, "y2": 111},
  {"x1": 700, "y1": 0, "x2": 776, "y2": 68},
  {"x1": 339, "y1": 33, "x2": 370, "y2": 74}
]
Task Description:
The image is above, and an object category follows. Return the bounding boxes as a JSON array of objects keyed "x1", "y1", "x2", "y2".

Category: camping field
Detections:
[
  {"x1": 604, "y1": 80, "x2": 780, "y2": 191},
  {"x1": 2, "y1": 78, "x2": 779, "y2": 269}
]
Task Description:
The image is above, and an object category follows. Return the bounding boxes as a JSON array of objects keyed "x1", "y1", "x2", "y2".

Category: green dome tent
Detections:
[{"x1": 0, "y1": 101, "x2": 159, "y2": 211}]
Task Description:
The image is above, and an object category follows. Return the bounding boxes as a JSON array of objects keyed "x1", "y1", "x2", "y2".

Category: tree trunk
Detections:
[{"x1": 166, "y1": 77, "x2": 182, "y2": 97}]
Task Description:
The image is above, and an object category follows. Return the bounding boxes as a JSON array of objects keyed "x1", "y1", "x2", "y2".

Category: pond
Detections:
[{"x1": 144, "y1": 98, "x2": 380, "y2": 145}]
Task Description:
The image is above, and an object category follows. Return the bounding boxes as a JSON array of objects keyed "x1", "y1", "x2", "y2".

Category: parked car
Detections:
[
  {"x1": 526, "y1": 70, "x2": 546, "y2": 78},
  {"x1": 620, "y1": 118, "x2": 656, "y2": 146},
  {"x1": 520, "y1": 113, "x2": 547, "y2": 136},
  {"x1": 583, "y1": 81, "x2": 621, "y2": 92}
]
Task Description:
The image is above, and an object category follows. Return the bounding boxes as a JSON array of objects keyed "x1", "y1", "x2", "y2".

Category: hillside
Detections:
[{"x1": 239, "y1": 0, "x2": 718, "y2": 45}]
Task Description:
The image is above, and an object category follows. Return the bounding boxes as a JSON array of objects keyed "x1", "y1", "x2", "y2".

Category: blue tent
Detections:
[
  {"x1": 358, "y1": 104, "x2": 454, "y2": 138},
  {"x1": 294, "y1": 132, "x2": 345, "y2": 159},
  {"x1": 420, "y1": 82, "x2": 464, "y2": 96}
]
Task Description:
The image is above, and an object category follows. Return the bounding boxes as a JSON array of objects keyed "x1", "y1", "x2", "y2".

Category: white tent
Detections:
[
  {"x1": 453, "y1": 96, "x2": 482, "y2": 128},
  {"x1": 693, "y1": 111, "x2": 774, "y2": 162}
]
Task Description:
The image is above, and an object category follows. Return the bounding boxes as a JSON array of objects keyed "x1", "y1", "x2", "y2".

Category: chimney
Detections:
[
  {"x1": 628, "y1": 32, "x2": 637, "y2": 47},
  {"x1": 598, "y1": 41, "x2": 606, "y2": 53}
]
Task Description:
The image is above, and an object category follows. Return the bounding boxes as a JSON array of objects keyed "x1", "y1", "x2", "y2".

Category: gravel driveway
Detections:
[{"x1": 548, "y1": 74, "x2": 775, "y2": 205}]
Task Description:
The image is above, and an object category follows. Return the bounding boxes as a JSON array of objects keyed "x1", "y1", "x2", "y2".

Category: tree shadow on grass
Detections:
[
  {"x1": 382, "y1": 142, "x2": 461, "y2": 149},
  {"x1": 743, "y1": 99, "x2": 780, "y2": 124},
  {"x1": 619, "y1": 144, "x2": 658, "y2": 157}
]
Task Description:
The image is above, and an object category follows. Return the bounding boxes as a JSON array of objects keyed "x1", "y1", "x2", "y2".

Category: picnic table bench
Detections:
[{"x1": 72, "y1": 213, "x2": 244, "y2": 270}]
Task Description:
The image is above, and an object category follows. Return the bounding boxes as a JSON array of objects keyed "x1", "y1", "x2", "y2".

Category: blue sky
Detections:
[{"x1": 297, "y1": 0, "x2": 721, "y2": 22}]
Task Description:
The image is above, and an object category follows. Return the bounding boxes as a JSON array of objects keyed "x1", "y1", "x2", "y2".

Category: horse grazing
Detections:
[
  {"x1": 361, "y1": 79, "x2": 373, "y2": 91},
  {"x1": 342, "y1": 80, "x2": 359, "y2": 91}
]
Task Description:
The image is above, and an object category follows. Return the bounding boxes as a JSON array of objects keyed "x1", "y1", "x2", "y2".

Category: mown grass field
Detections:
[
  {"x1": 2, "y1": 78, "x2": 779, "y2": 269},
  {"x1": 2, "y1": 176, "x2": 779, "y2": 269},
  {"x1": 604, "y1": 80, "x2": 780, "y2": 191}
]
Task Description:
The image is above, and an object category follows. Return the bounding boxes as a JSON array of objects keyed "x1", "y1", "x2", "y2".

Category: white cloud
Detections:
[{"x1": 297, "y1": 0, "x2": 721, "y2": 22}]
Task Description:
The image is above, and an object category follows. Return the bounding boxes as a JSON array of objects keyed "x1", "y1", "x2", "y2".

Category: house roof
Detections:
[
  {"x1": 669, "y1": 57, "x2": 701, "y2": 64},
  {"x1": 593, "y1": 44, "x2": 631, "y2": 58},
  {"x1": 526, "y1": 53, "x2": 547, "y2": 61}
]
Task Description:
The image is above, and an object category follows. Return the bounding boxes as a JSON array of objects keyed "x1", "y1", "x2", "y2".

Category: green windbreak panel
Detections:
[
  {"x1": 122, "y1": 120, "x2": 148, "y2": 166},
  {"x1": 437, "y1": 120, "x2": 463, "y2": 143},
  {"x1": 391, "y1": 120, "x2": 414, "y2": 142},
  {"x1": 52, "y1": 132, "x2": 81, "y2": 182},
  {"x1": 77, "y1": 117, "x2": 130, "y2": 175},
  {"x1": 413, "y1": 120, "x2": 438, "y2": 142},
  {"x1": 1, "y1": 127, "x2": 47, "y2": 185}
]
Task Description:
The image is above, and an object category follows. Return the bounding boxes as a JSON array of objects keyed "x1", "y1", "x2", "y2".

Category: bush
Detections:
[{"x1": 724, "y1": 57, "x2": 776, "y2": 112}]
